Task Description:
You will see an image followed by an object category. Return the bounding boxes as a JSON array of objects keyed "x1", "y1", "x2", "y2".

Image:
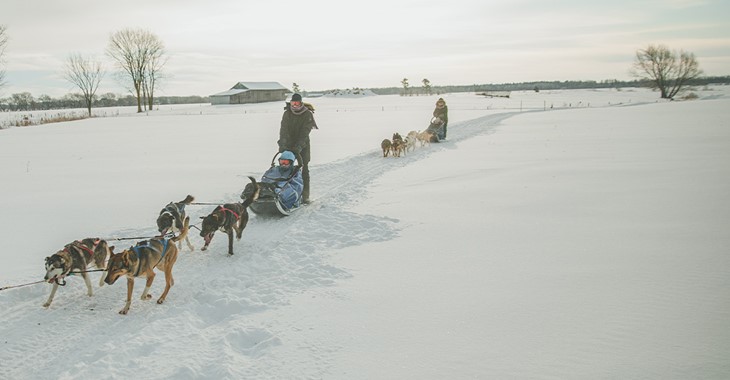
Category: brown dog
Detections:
[
  {"x1": 417, "y1": 130, "x2": 434, "y2": 147},
  {"x1": 381, "y1": 139, "x2": 392, "y2": 157},
  {"x1": 104, "y1": 217, "x2": 189, "y2": 315},
  {"x1": 43, "y1": 238, "x2": 112, "y2": 308},
  {"x1": 199, "y1": 176, "x2": 260, "y2": 255},
  {"x1": 156, "y1": 194, "x2": 195, "y2": 251}
]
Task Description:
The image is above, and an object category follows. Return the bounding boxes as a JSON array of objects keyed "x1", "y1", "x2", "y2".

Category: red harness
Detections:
[
  {"x1": 67, "y1": 239, "x2": 101, "y2": 261},
  {"x1": 218, "y1": 206, "x2": 240, "y2": 221}
]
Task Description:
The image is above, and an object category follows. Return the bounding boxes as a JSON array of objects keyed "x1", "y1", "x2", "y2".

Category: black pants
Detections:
[{"x1": 301, "y1": 163, "x2": 310, "y2": 201}]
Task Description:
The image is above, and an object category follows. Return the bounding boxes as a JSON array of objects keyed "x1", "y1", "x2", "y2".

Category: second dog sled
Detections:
[{"x1": 426, "y1": 116, "x2": 445, "y2": 142}]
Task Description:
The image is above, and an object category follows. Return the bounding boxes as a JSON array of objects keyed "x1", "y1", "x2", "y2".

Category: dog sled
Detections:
[
  {"x1": 426, "y1": 116, "x2": 445, "y2": 142},
  {"x1": 241, "y1": 152, "x2": 304, "y2": 216}
]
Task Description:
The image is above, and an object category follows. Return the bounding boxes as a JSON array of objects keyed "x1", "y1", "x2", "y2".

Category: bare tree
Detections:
[
  {"x1": 633, "y1": 44, "x2": 703, "y2": 99},
  {"x1": 144, "y1": 50, "x2": 167, "y2": 110},
  {"x1": 0, "y1": 25, "x2": 8, "y2": 90},
  {"x1": 63, "y1": 53, "x2": 104, "y2": 117},
  {"x1": 106, "y1": 28, "x2": 166, "y2": 112}
]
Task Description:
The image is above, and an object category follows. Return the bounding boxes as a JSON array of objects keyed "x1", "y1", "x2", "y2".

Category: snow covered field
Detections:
[{"x1": 0, "y1": 87, "x2": 728, "y2": 379}]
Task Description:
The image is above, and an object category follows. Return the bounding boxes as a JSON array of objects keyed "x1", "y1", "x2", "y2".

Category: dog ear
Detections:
[
  {"x1": 122, "y1": 251, "x2": 131, "y2": 266},
  {"x1": 109, "y1": 246, "x2": 115, "y2": 253}
]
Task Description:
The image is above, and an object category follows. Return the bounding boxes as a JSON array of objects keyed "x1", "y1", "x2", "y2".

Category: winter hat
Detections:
[
  {"x1": 280, "y1": 150, "x2": 296, "y2": 162},
  {"x1": 291, "y1": 93, "x2": 302, "y2": 102},
  {"x1": 436, "y1": 97, "x2": 445, "y2": 105}
]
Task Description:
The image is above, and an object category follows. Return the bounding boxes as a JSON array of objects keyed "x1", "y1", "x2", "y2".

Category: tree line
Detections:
[
  {"x1": 0, "y1": 93, "x2": 209, "y2": 112},
  {"x1": 372, "y1": 75, "x2": 730, "y2": 97},
  {"x1": 390, "y1": 45, "x2": 721, "y2": 99}
]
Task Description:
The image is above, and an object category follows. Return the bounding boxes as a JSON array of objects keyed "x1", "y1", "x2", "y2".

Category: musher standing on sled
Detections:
[
  {"x1": 432, "y1": 97, "x2": 448, "y2": 140},
  {"x1": 278, "y1": 93, "x2": 317, "y2": 203}
]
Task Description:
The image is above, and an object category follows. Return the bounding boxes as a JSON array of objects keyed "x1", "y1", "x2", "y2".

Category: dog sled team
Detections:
[
  {"x1": 381, "y1": 97, "x2": 449, "y2": 157},
  {"x1": 40, "y1": 93, "x2": 318, "y2": 315},
  {"x1": 42, "y1": 182, "x2": 258, "y2": 315},
  {"x1": 37, "y1": 94, "x2": 446, "y2": 315}
]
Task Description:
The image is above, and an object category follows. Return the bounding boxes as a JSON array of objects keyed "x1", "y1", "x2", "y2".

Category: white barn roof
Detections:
[
  {"x1": 232, "y1": 82, "x2": 288, "y2": 91},
  {"x1": 210, "y1": 89, "x2": 248, "y2": 97},
  {"x1": 210, "y1": 82, "x2": 289, "y2": 97}
]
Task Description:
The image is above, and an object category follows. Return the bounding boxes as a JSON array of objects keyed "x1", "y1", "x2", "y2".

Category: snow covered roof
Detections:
[
  {"x1": 231, "y1": 82, "x2": 288, "y2": 91},
  {"x1": 210, "y1": 89, "x2": 248, "y2": 97},
  {"x1": 210, "y1": 82, "x2": 289, "y2": 97}
]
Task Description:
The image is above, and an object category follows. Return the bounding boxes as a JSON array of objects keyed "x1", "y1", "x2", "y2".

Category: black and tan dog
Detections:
[
  {"x1": 104, "y1": 217, "x2": 189, "y2": 315},
  {"x1": 157, "y1": 194, "x2": 195, "y2": 251},
  {"x1": 392, "y1": 132, "x2": 406, "y2": 157},
  {"x1": 199, "y1": 176, "x2": 260, "y2": 255},
  {"x1": 43, "y1": 238, "x2": 112, "y2": 308}
]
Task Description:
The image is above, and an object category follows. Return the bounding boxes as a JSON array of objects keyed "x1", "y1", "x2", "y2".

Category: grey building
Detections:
[{"x1": 210, "y1": 82, "x2": 289, "y2": 105}]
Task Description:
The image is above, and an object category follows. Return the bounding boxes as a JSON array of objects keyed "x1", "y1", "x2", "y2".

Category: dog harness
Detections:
[
  {"x1": 131, "y1": 238, "x2": 170, "y2": 276},
  {"x1": 71, "y1": 239, "x2": 101, "y2": 262},
  {"x1": 49, "y1": 239, "x2": 102, "y2": 285},
  {"x1": 166, "y1": 202, "x2": 185, "y2": 214},
  {"x1": 59, "y1": 241, "x2": 96, "y2": 273},
  {"x1": 161, "y1": 202, "x2": 184, "y2": 221},
  {"x1": 218, "y1": 206, "x2": 240, "y2": 222}
]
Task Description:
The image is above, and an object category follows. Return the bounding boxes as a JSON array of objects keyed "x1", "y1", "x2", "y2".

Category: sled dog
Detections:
[
  {"x1": 157, "y1": 194, "x2": 195, "y2": 251},
  {"x1": 43, "y1": 238, "x2": 112, "y2": 308},
  {"x1": 104, "y1": 217, "x2": 189, "y2": 315},
  {"x1": 405, "y1": 130, "x2": 419, "y2": 152},
  {"x1": 417, "y1": 131, "x2": 434, "y2": 147},
  {"x1": 381, "y1": 139, "x2": 392, "y2": 157},
  {"x1": 199, "y1": 176, "x2": 260, "y2": 255},
  {"x1": 392, "y1": 133, "x2": 406, "y2": 157}
]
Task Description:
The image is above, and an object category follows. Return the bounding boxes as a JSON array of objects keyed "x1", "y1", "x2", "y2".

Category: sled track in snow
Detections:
[{"x1": 0, "y1": 112, "x2": 516, "y2": 379}]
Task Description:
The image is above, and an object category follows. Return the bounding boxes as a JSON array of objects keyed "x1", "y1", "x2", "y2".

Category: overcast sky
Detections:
[{"x1": 1, "y1": 0, "x2": 729, "y2": 97}]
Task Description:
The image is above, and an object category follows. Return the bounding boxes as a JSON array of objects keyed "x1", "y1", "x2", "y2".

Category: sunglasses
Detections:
[{"x1": 279, "y1": 159, "x2": 292, "y2": 166}]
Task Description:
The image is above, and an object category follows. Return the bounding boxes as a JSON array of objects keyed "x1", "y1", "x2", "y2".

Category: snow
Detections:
[{"x1": 1, "y1": 87, "x2": 729, "y2": 379}]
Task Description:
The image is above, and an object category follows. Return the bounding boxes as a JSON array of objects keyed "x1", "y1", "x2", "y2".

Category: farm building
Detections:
[{"x1": 210, "y1": 82, "x2": 289, "y2": 105}]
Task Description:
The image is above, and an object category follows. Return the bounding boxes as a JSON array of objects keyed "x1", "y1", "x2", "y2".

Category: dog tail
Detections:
[
  {"x1": 171, "y1": 216, "x2": 190, "y2": 243},
  {"x1": 179, "y1": 194, "x2": 195, "y2": 204},
  {"x1": 242, "y1": 176, "x2": 260, "y2": 208}
]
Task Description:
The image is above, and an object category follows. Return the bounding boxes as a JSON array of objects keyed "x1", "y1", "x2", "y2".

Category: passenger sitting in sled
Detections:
[{"x1": 260, "y1": 150, "x2": 304, "y2": 210}]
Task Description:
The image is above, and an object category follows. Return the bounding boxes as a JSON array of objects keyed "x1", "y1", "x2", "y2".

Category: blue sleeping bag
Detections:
[{"x1": 260, "y1": 165, "x2": 304, "y2": 210}]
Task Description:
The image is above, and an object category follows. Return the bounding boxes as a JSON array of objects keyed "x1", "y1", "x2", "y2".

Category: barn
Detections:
[{"x1": 210, "y1": 82, "x2": 289, "y2": 105}]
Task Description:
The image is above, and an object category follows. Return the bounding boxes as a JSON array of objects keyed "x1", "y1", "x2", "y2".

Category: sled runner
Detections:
[{"x1": 241, "y1": 152, "x2": 304, "y2": 216}]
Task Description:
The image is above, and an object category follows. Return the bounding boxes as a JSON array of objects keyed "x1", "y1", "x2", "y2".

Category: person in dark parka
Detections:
[
  {"x1": 277, "y1": 93, "x2": 317, "y2": 203},
  {"x1": 432, "y1": 97, "x2": 448, "y2": 140}
]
